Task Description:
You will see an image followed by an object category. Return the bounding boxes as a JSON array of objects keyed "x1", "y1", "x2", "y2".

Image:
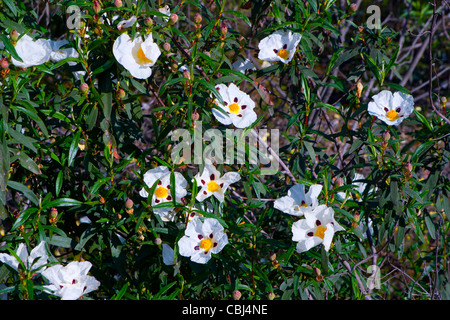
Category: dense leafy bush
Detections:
[{"x1": 0, "y1": 0, "x2": 449, "y2": 300}]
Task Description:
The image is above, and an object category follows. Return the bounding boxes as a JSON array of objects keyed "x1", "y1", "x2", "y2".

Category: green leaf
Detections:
[
  {"x1": 0, "y1": 35, "x2": 21, "y2": 61},
  {"x1": 8, "y1": 128, "x2": 37, "y2": 153},
  {"x1": 45, "y1": 198, "x2": 83, "y2": 208},
  {"x1": 68, "y1": 130, "x2": 81, "y2": 167},
  {"x1": 223, "y1": 10, "x2": 251, "y2": 26},
  {"x1": 3, "y1": 0, "x2": 18, "y2": 16},
  {"x1": 101, "y1": 92, "x2": 113, "y2": 121},
  {"x1": 18, "y1": 151, "x2": 41, "y2": 174},
  {"x1": 92, "y1": 58, "x2": 115, "y2": 75},
  {"x1": 7, "y1": 180, "x2": 39, "y2": 206},
  {"x1": 11, "y1": 207, "x2": 38, "y2": 231},
  {"x1": 425, "y1": 214, "x2": 436, "y2": 240},
  {"x1": 55, "y1": 170, "x2": 63, "y2": 196}
]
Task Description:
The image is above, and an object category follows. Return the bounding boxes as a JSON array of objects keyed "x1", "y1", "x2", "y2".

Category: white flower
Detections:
[
  {"x1": 232, "y1": 57, "x2": 255, "y2": 74},
  {"x1": 194, "y1": 160, "x2": 240, "y2": 203},
  {"x1": 274, "y1": 184, "x2": 322, "y2": 216},
  {"x1": 291, "y1": 205, "x2": 345, "y2": 253},
  {"x1": 117, "y1": 16, "x2": 138, "y2": 30},
  {"x1": 0, "y1": 241, "x2": 48, "y2": 274},
  {"x1": 49, "y1": 40, "x2": 79, "y2": 64},
  {"x1": 212, "y1": 83, "x2": 257, "y2": 129},
  {"x1": 113, "y1": 33, "x2": 161, "y2": 79},
  {"x1": 139, "y1": 166, "x2": 188, "y2": 221},
  {"x1": 258, "y1": 30, "x2": 302, "y2": 64},
  {"x1": 367, "y1": 90, "x2": 414, "y2": 126},
  {"x1": 337, "y1": 173, "x2": 375, "y2": 202},
  {"x1": 11, "y1": 34, "x2": 52, "y2": 68},
  {"x1": 178, "y1": 217, "x2": 228, "y2": 264},
  {"x1": 42, "y1": 261, "x2": 100, "y2": 300}
]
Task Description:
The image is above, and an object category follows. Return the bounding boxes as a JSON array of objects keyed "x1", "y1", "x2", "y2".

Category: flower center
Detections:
[
  {"x1": 200, "y1": 238, "x2": 213, "y2": 252},
  {"x1": 136, "y1": 47, "x2": 152, "y2": 65},
  {"x1": 277, "y1": 48, "x2": 290, "y2": 60},
  {"x1": 228, "y1": 103, "x2": 240, "y2": 114},
  {"x1": 314, "y1": 225, "x2": 327, "y2": 239},
  {"x1": 386, "y1": 110, "x2": 399, "y2": 121},
  {"x1": 207, "y1": 181, "x2": 220, "y2": 193},
  {"x1": 155, "y1": 186, "x2": 168, "y2": 199}
]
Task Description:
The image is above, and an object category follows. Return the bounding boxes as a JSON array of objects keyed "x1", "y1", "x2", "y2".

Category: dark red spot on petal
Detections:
[
  {"x1": 384, "y1": 107, "x2": 389, "y2": 112},
  {"x1": 198, "y1": 234, "x2": 203, "y2": 240},
  {"x1": 194, "y1": 246, "x2": 200, "y2": 250},
  {"x1": 307, "y1": 232, "x2": 314, "y2": 237},
  {"x1": 283, "y1": 43, "x2": 287, "y2": 49},
  {"x1": 210, "y1": 174, "x2": 215, "y2": 180},
  {"x1": 316, "y1": 220, "x2": 321, "y2": 226},
  {"x1": 241, "y1": 105, "x2": 247, "y2": 109},
  {"x1": 213, "y1": 242, "x2": 218, "y2": 247},
  {"x1": 201, "y1": 179, "x2": 206, "y2": 185},
  {"x1": 166, "y1": 195, "x2": 172, "y2": 201},
  {"x1": 396, "y1": 107, "x2": 401, "y2": 113},
  {"x1": 209, "y1": 233, "x2": 214, "y2": 238},
  {"x1": 273, "y1": 49, "x2": 278, "y2": 53}
]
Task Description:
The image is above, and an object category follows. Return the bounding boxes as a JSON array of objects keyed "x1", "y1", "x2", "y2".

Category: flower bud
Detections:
[
  {"x1": 232, "y1": 290, "x2": 242, "y2": 300},
  {"x1": 356, "y1": 79, "x2": 363, "y2": 98},
  {"x1": 220, "y1": 22, "x2": 227, "y2": 35},
  {"x1": 117, "y1": 88, "x2": 126, "y2": 99},
  {"x1": 144, "y1": 17, "x2": 154, "y2": 27},
  {"x1": 350, "y1": 3, "x2": 357, "y2": 11},
  {"x1": 80, "y1": 82, "x2": 89, "y2": 94},
  {"x1": 50, "y1": 207, "x2": 58, "y2": 219},
  {"x1": 182, "y1": 68, "x2": 191, "y2": 80},
  {"x1": 154, "y1": 238, "x2": 162, "y2": 245},
  {"x1": 125, "y1": 197, "x2": 134, "y2": 209},
  {"x1": 163, "y1": 42, "x2": 171, "y2": 52},
  {"x1": 192, "y1": 109, "x2": 200, "y2": 121},
  {"x1": 334, "y1": 177, "x2": 344, "y2": 188},
  {"x1": 10, "y1": 29, "x2": 19, "y2": 42},
  {"x1": 93, "y1": 0, "x2": 101, "y2": 13},
  {"x1": 383, "y1": 130, "x2": 391, "y2": 141},
  {"x1": 169, "y1": 14, "x2": 178, "y2": 25},
  {"x1": 268, "y1": 292, "x2": 276, "y2": 300},
  {"x1": 194, "y1": 13, "x2": 202, "y2": 24},
  {"x1": 0, "y1": 58, "x2": 8, "y2": 69},
  {"x1": 114, "y1": 0, "x2": 122, "y2": 7}
]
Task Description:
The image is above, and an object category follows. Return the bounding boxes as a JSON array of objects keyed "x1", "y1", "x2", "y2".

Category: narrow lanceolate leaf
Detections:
[
  {"x1": 7, "y1": 180, "x2": 39, "y2": 206},
  {"x1": 18, "y1": 151, "x2": 41, "y2": 174},
  {"x1": 45, "y1": 198, "x2": 83, "y2": 208},
  {"x1": 68, "y1": 130, "x2": 81, "y2": 167}
]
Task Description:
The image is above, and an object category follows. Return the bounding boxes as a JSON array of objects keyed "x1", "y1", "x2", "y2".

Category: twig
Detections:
[{"x1": 250, "y1": 129, "x2": 297, "y2": 183}]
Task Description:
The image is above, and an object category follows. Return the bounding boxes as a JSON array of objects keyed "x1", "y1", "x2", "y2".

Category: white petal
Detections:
[
  {"x1": 178, "y1": 235, "x2": 198, "y2": 258},
  {"x1": 274, "y1": 196, "x2": 297, "y2": 215},
  {"x1": 0, "y1": 253, "x2": 19, "y2": 271},
  {"x1": 162, "y1": 244, "x2": 176, "y2": 265}
]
